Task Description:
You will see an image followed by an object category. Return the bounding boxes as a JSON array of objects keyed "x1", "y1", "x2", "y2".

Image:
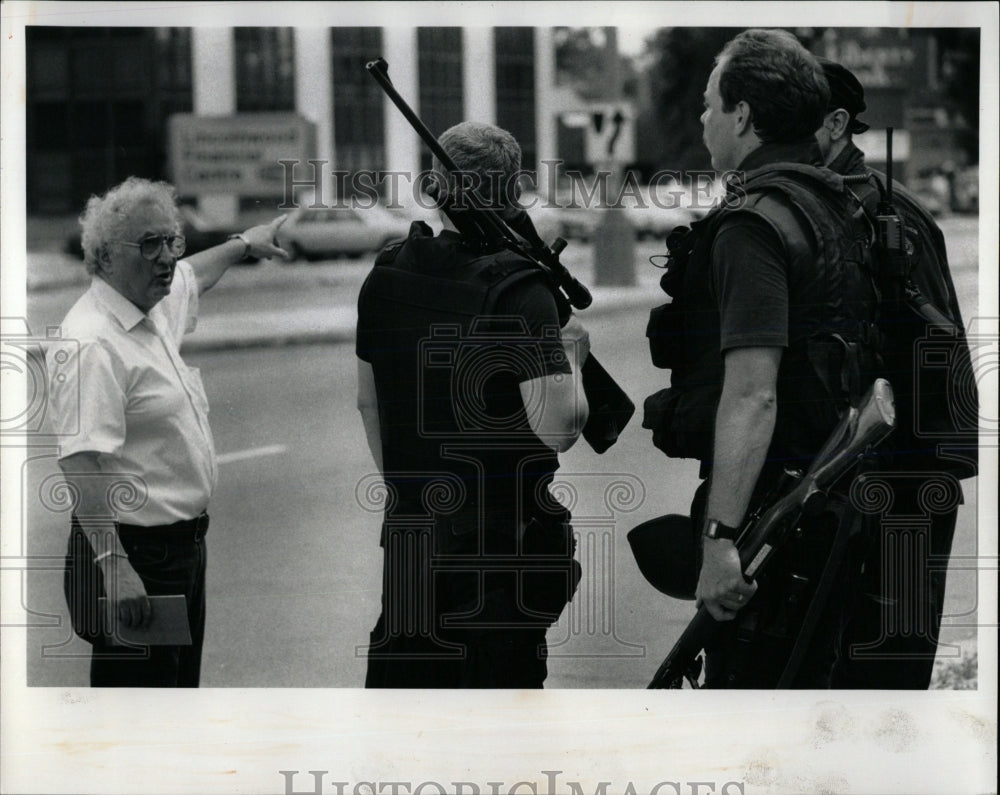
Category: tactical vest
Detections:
[
  {"x1": 644, "y1": 164, "x2": 881, "y2": 467},
  {"x1": 845, "y1": 173, "x2": 978, "y2": 478},
  {"x1": 357, "y1": 222, "x2": 562, "y2": 545}
]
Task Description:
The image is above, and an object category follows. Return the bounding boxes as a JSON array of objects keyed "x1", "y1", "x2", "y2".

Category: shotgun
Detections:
[{"x1": 648, "y1": 378, "x2": 896, "y2": 688}]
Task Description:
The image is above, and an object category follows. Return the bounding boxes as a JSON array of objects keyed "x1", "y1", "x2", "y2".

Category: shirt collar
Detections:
[
  {"x1": 90, "y1": 275, "x2": 147, "y2": 332},
  {"x1": 737, "y1": 137, "x2": 824, "y2": 172},
  {"x1": 827, "y1": 142, "x2": 867, "y2": 177}
]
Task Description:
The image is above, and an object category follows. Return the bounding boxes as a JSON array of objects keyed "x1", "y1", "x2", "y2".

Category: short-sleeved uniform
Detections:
[
  {"x1": 693, "y1": 142, "x2": 875, "y2": 688},
  {"x1": 357, "y1": 229, "x2": 577, "y2": 688}
]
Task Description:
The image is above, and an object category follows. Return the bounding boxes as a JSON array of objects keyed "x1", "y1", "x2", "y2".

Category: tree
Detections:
[
  {"x1": 638, "y1": 28, "x2": 744, "y2": 173},
  {"x1": 935, "y1": 29, "x2": 980, "y2": 165},
  {"x1": 554, "y1": 27, "x2": 638, "y2": 101}
]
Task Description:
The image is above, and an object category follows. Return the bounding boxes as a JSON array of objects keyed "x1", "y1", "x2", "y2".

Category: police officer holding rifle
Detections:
[
  {"x1": 356, "y1": 60, "x2": 633, "y2": 687},
  {"x1": 641, "y1": 29, "x2": 883, "y2": 687}
]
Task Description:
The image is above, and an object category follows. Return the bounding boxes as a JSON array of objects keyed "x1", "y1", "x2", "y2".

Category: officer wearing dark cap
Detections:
[
  {"x1": 814, "y1": 59, "x2": 977, "y2": 689},
  {"x1": 816, "y1": 57, "x2": 870, "y2": 135}
]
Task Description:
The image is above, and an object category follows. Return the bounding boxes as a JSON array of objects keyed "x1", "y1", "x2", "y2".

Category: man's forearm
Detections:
[
  {"x1": 185, "y1": 238, "x2": 250, "y2": 295},
  {"x1": 705, "y1": 389, "x2": 776, "y2": 527},
  {"x1": 359, "y1": 406, "x2": 384, "y2": 473},
  {"x1": 186, "y1": 216, "x2": 289, "y2": 295},
  {"x1": 710, "y1": 400, "x2": 775, "y2": 524}
]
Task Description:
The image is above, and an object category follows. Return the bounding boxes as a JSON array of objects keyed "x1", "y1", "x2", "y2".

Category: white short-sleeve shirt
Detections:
[{"x1": 46, "y1": 260, "x2": 218, "y2": 526}]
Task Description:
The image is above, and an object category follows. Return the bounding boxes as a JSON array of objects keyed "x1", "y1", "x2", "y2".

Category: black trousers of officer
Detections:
[
  {"x1": 65, "y1": 516, "x2": 208, "y2": 687},
  {"x1": 365, "y1": 514, "x2": 577, "y2": 689},
  {"x1": 831, "y1": 476, "x2": 960, "y2": 689}
]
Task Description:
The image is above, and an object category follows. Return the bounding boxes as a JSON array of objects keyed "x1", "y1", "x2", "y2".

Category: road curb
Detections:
[
  {"x1": 178, "y1": 291, "x2": 659, "y2": 354},
  {"x1": 182, "y1": 325, "x2": 356, "y2": 353}
]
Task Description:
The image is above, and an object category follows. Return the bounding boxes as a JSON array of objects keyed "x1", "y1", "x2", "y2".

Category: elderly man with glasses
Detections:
[{"x1": 46, "y1": 176, "x2": 286, "y2": 687}]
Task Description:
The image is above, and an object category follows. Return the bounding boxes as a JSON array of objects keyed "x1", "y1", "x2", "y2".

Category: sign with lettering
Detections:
[{"x1": 168, "y1": 113, "x2": 316, "y2": 196}]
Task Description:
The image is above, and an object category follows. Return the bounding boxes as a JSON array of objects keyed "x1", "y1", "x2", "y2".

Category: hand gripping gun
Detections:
[
  {"x1": 646, "y1": 378, "x2": 896, "y2": 688},
  {"x1": 366, "y1": 57, "x2": 634, "y2": 453}
]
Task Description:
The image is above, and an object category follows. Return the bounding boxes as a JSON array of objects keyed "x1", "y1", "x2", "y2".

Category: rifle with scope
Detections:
[
  {"x1": 366, "y1": 57, "x2": 634, "y2": 454},
  {"x1": 647, "y1": 378, "x2": 896, "y2": 689}
]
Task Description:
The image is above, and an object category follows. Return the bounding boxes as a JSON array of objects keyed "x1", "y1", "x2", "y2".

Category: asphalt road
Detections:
[{"x1": 22, "y1": 218, "x2": 983, "y2": 687}]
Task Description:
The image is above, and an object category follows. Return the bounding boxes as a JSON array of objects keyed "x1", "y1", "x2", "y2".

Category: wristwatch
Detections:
[
  {"x1": 703, "y1": 518, "x2": 740, "y2": 541},
  {"x1": 227, "y1": 233, "x2": 252, "y2": 260}
]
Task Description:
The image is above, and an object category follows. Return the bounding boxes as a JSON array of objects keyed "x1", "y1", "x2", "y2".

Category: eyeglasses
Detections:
[{"x1": 113, "y1": 234, "x2": 186, "y2": 261}]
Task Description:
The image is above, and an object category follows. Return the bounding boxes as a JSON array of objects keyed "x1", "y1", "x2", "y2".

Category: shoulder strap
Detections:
[{"x1": 368, "y1": 238, "x2": 544, "y2": 318}]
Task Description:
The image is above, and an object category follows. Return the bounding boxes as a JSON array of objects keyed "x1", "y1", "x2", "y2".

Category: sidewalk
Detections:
[
  {"x1": 25, "y1": 244, "x2": 667, "y2": 353},
  {"x1": 22, "y1": 213, "x2": 979, "y2": 353}
]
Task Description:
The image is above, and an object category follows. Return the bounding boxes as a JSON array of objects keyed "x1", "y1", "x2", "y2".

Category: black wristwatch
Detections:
[{"x1": 703, "y1": 518, "x2": 740, "y2": 541}]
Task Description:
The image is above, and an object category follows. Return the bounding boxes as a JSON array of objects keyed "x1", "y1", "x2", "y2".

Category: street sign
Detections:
[
  {"x1": 583, "y1": 104, "x2": 635, "y2": 164},
  {"x1": 168, "y1": 113, "x2": 316, "y2": 196}
]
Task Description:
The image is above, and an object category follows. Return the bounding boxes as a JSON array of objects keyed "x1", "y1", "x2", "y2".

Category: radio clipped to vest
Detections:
[
  {"x1": 646, "y1": 225, "x2": 697, "y2": 371},
  {"x1": 843, "y1": 129, "x2": 977, "y2": 478}
]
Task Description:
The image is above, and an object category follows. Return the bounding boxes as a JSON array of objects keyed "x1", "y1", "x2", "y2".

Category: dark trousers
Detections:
[
  {"x1": 365, "y1": 516, "x2": 578, "y2": 689},
  {"x1": 64, "y1": 516, "x2": 208, "y2": 687},
  {"x1": 831, "y1": 476, "x2": 961, "y2": 689}
]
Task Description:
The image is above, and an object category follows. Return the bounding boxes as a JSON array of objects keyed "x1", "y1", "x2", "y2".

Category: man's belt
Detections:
[{"x1": 117, "y1": 512, "x2": 210, "y2": 544}]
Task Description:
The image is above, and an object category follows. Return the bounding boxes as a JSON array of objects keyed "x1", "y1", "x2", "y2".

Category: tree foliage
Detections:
[
  {"x1": 936, "y1": 29, "x2": 980, "y2": 165},
  {"x1": 636, "y1": 28, "x2": 744, "y2": 173},
  {"x1": 554, "y1": 27, "x2": 638, "y2": 101}
]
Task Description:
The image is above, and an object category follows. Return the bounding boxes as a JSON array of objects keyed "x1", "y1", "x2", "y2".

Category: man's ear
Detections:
[
  {"x1": 828, "y1": 108, "x2": 852, "y2": 142},
  {"x1": 734, "y1": 100, "x2": 753, "y2": 136},
  {"x1": 507, "y1": 178, "x2": 522, "y2": 206},
  {"x1": 97, "y1": 244, "x2": 112, "y2": 272}
]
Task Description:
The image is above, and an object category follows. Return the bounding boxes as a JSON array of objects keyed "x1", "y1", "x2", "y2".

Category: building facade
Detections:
[{"x1": 25, "y1": 26, "x2": 557, "y2": 217}]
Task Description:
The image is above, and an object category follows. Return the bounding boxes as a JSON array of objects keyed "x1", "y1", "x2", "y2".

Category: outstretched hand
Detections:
[{"x1": 242, "y1": 214, "x2": 291, "y2": 261}]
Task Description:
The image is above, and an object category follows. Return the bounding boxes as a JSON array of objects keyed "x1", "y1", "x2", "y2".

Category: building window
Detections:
[
  {"x1": 235, "y1": 28, "x2": 296, "y2": 111},
  {"x1": 26, "y1": 27, "x2": 192, "y2": 213},
  {"x1": 331, "y1": 28, "x2": 386, "y2": 189},
  {"x1": 417, "y1": 27, "x2": 464, "y2": 172},
  {"x1": 495, "y1": 28, "x2": 536, "y2": 173}
]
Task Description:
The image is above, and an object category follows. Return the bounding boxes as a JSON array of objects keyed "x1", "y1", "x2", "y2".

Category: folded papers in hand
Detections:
[{"x1": 98, "y1": 594, "x2": 192, "y2": 646}]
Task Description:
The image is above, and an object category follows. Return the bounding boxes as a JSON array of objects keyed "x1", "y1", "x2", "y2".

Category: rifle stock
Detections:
[
  {"x1": 648, "y1": 378, "x2": 896, "y2": 688},
  {"x1": 366, "y1": 57, "x2": 634, "y2": 454}
]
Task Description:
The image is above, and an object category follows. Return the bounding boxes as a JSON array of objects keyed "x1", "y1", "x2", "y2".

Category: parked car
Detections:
[
  {"x1": 383, "y1": 191, "x2": 443, "y2": 233},
  {"x1": 619, "y1": 184, "x2": 696, "y2": 242},
  {"x1": 275, "y1": 204, "x2": 411, "y2": 261},
  {"x1": 548, "y1": 189, "x2": 603, "y2": 242},
  {"x1": 516, "y1": 191, "x2": 567, "y2": 243}
]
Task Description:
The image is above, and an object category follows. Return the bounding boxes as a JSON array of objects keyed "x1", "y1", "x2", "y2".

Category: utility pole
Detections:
[{"x1": 593, "y1": 27, "x2": 636, "y2": 287}]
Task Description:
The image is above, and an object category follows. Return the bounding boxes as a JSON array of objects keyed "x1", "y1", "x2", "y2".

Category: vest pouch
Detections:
[
  {"x1": 521, "y1": 510, "x2": 580, "y2": 625},
  {"x1": 647, "y1": 302, "x2": 685, "y2": 370},
  {"x1": 804, "y1": 336, "x2": 853, "y2": 418},
  {"x1": 881, "y1": 300, "x2": 978, "y2": 477},
  {"x1": 642, "y1": 386, "x2": 716, "y2": 460}
]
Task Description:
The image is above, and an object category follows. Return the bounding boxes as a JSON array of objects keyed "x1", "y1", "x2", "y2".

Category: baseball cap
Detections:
[{"x1": 817, "y1": 57, "x2": 871, "y2": 134}]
